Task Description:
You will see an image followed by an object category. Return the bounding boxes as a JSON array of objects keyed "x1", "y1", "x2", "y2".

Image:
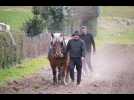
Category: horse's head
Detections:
[{"x1": 50, "y1": 32, "x2": 66, "y2": 58}]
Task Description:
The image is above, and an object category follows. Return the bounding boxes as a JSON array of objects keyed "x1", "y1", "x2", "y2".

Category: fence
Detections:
[
  {"x1": 23, "y1": 33, "x2": 50, "y2": 58},
  {"x1": 0, "y1": 32, "x2": 23, "y2": 68},
  {"x1": 0, "y1": 32, "x2": 50, "y2": 69}
]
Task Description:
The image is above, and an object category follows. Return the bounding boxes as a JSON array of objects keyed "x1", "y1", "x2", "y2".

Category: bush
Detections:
[
  {"x1": 0, "y1": 32, "x2": 24, "y2": 69},
  {"x1": 23, "y1": 15, "x2": 45, "y2": 37},
  {"x1": 32, "y1": 6, "x2": 40, "y2": 15}
]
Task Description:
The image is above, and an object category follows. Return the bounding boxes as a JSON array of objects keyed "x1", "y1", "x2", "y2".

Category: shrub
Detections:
[
  {"x1": 0, "y1": 32, "x2": 24, "y2": 69},
  {"x1": 23, "y1": 15, "x2": 45, "y2": 37}
]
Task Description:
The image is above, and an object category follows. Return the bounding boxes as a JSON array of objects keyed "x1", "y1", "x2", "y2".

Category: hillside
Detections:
[
  {"x1": 0, "y1": 6, "x2": 33, "y2": 32},
  {"x1": 96, "y1": 6, "x2": 134, "y2": 47},
  {"x1": 101, "y1": 6, "x2": 134, "y2": 19}
]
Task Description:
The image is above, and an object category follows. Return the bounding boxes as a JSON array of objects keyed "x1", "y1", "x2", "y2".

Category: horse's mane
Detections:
[{"x1": 64, "y1": 36, "x2": 72, "y2": 45}]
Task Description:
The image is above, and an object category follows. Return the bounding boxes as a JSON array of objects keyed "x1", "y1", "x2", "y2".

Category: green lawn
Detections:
[
  {"x1": 101, "y1": 6, "x2": 134, "y2": 19},
  {"x1": 0, "y1": 56, "x2": 49, "y2": 86},
  {"x1": 96, "y1": 6, "x2": 134, "y2": 47},
  {"x1": 95, "y1": 32, "x2": 134, "y2": 48},
  {"x1": 0, "y1": 6, "x2": 33, "y2": 32}
]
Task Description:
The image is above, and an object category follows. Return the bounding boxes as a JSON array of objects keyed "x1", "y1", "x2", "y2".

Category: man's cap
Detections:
[
  {"x1": 72, "y1": 30, "x2": 80, "y2": 36},
  {"x1": 80, "y1": 26, "x2": 87, "y2": 29}
]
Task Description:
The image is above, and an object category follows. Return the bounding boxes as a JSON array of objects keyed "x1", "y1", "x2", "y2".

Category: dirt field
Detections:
[{"x1": 0, "y1": 44, "x2": 134, "y2": 94}]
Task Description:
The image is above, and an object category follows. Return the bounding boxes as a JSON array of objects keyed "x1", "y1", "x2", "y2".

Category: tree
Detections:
[
  {"x1": 23, "y1": 6, "x2": 45, "y2": 37},
  {"x1": 62, "y1": 6, "x2": 73, "y2": 34},
  {"x1": 39, "y1": 6, "x2": 71, "y2": 33},
  {"x1": 32, "y1": 6, "x2": 40, "y2": 15}
]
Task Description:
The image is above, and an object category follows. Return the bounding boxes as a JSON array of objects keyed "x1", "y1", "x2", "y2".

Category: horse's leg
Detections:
[
  {"x1": 66, "y1": 67, "x2": 70, "y2": 83},
  {"x1": 63, "y1": 54, "x2": 70, "y2": 85},
  {"x1": 58, "y1": 67, "x2": 62, "y2": 84},
  {"x1": 63, "y1": 63, "x2": 69, "y2": 85},
  {"x1": 52, "y1": 66, "x2": 57, "y2": 85},
  {"x1": 61, "y1": 66, "x2": 65, "y2": 85}
]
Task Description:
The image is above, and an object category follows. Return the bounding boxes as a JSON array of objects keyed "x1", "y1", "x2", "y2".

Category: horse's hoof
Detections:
[
  {"x1": 64, "y1": 82, "x2": 68, "y2": 86},
  {"x1": 53, "y1": 82, "x2": 57, "y2": 85},
  {"x1": 62, "y1": 81, "x2": 68, "y2": 86},
  {"x1": 58, "y1": 80, "x2": 62, "y2": 84},
  {"x1": 66, "y1": 79, "x2": 69, "y2": 83}
]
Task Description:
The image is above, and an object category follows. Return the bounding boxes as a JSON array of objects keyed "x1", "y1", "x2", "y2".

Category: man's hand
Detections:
[
  {"x1": 93, "y1": 49, "x2": 96, "y2": 55},
  {"x1": 81, "y1": 57, "x2": 85, "y2": 61}
]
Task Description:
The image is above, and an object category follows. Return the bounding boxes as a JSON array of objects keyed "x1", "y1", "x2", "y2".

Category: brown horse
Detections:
[{"x1": 48, "y1": 32, "x2": 70, "y2": 85}]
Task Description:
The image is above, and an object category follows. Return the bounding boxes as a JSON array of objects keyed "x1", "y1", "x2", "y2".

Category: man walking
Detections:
[
  {"x1": 66, "y1": 31, "x2": 86, "y2": 85},
  {"x1": 79, "y1": 26, "x2": 96, "y2": 73}
]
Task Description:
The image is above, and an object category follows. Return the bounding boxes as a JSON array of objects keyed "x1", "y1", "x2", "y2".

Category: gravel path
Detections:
[{"x1": 1, "y1": 44, "x2": 134, "y2": 94}]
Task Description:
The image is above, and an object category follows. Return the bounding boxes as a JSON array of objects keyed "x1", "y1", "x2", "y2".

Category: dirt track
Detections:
[{"x1": 1, "y1": 44, "x2": 134, "y2": 94}]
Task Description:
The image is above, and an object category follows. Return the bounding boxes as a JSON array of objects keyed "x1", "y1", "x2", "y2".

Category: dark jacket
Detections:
[
  {"x1": 66, "y1": 39, "x2": 86, "y2": 58},
  {"x1": 79, "y1": 33, "x2": 96, "y2": 53}
]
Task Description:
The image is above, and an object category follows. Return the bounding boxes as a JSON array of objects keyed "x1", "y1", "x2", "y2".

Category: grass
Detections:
[
  {"x1": 0, "y1": 56, "x2": 49, "y2": 86},
  {"x1": 95, "y1": 32, "x2": 134, "y2": 48},
  {"x1": 96, "y1": 6, "x2": 134, "y2": 47},
  {"x1": 101, "y1": 6, "x2": 134, "y2": 19},
  {"x1": 0, "y1": 6, "x2": 134, "y2": 32},
  {"x1": 0, "y1": 6, "x2": 33, "y2": 32}
]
